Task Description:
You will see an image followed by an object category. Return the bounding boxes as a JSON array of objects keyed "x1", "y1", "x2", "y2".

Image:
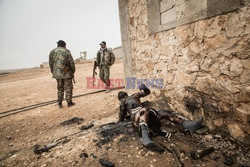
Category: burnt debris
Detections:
[
  {"x1": 190, "y1": 147, "x2": 215, "y2": 160},
  {"x1": 96, "y1": 121, "x2": 134, "y2": 147},
  {"x1": 60, "y1": 117, "x2": 84, "y2": 126},
  {"x1": 99, "y1": 158, "x2": 114, "y2": 167},
  {"x1": 33, "y1": 142, "x2": 58, "y2": 154},
  {"x1": 79, "y1": 123, "x2": 94, "y2": 130}
]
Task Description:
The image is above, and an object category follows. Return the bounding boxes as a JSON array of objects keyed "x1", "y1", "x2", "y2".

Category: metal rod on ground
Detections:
[
  {"x1": 0, "y1": 86, "x2": 125, "y2": 119},
  {"x1": 0, "y1": 101, "x2": 57, "y2": 119},
  {"x1": 0, "y1": 100, "x2": 57, "y2": 115}
]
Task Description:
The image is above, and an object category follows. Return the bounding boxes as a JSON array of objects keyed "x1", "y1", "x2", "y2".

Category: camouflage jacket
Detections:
[
  {"x1": 96, "y1": 48, "x2": 115, "y2": 67},
  {"x1": 49, "y1": 47, "x2": 75, "y2": 79}
]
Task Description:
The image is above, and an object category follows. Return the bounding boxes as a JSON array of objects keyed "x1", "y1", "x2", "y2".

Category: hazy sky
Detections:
[{"x1": 0, "y1": 0, "x2": 121, "y2": 70}]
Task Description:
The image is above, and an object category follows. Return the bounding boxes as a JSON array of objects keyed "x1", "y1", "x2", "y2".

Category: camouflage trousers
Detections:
[
  {"x1": 99, "y1": 66, "x2": 110, "y2": 86},
  {"x1": 56, "y1": 78, "x2": 73, "y2": 103}
]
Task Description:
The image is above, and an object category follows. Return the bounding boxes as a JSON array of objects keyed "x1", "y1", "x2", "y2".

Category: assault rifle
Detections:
[{"x1": 93, "y1": 61, "x2": 97, "y2": 85}]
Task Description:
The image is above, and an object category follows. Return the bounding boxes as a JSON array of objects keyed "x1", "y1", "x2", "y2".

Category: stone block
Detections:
[
  {"x1": 183, "y1": 60, "x2": 199, "y2": 74},
  {"x1": 195, "y1": 76, "x2": 215, "y2": 95},
  {"x1": 241, "y1": 59, "x2": 250, "y2": 69},
  {"x1": 194, "y1": 19, "x2": 208, "y2": 38},
  {"x1": 200, "y1": 57, "x2": 215, "y2": 72},
  {"x1": 223, "y1": 37, "x2": 250, "y2": 59},
  {"x1": 161, "y1": 8, "x2": 176, "y2": 24},
  {"x1": 207, "y1": 51, "x2": 220, "y2": 59},
  {"x1": 213, "y1": 118, "x2": 224, "y2": 127},
  {"x1": 175, "y1": 24, "x2": 195, "y2": 46},
  {"x1": 235, "y1": 87, "x2": 250, "y2": 102},
  {"x1": 188, "y1": 40, "x2": 200, "y2": 54},
  {"x1": 227, "y1": 123, "x2": 245, "y2": 140},
  {"x1": 203, "y1": 34, "x2": 228, "y2": 51},
  {"x1": 205, "y1": 17, "x2": 221, "y2": 38},
  {"x1": 160, "y1": 34, "x2": 170, "y2": 47},
  {"x1": 235, "y1": 103, "x2": 250, "y2": 123},
  {"x1": 229, "y1": 57, "x2": 244, "y2": 77},
  {"x1": 244, "y1": 8, "x2": 250, "y2": 34},
  {"x1": 240, "y1": 69, "x2": 250, "y2": 84},
  {"x1": 213, "y1": 81, "x2": 234, "y2": 103},
  {"x1": 221, "y1": 78, "x2": 239, "y2": 94},
  {"x1": 160, "y1": 0, "x2": 175, "y2": 13},
  {"x1": 220, "y1": 57, "x2": 244, "y2": 77},
  {"x1": 177, "y1": 0, "x2": 207, "y2": 21},
  {"x1": 210, "y1": 62, "x2": 221, "y2": 77},
  {"x1": 225, "y1": 13, "x2": 245, "y2": 38},
  {"x1": 219, "y1": 102, "x2": 232, "y2": 113},
  {"x1": 165, "y1": 72, "x2": 175, "y2": 84},
  {"x1": 155, "y1": 61, "x2": 166, "y2": 71},
  {"x1": 174, "y1": 71, "x2": 196, "y2": 87}
]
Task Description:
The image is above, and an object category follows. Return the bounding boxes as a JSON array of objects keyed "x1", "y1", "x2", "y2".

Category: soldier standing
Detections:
[
  {"x1": 49, "y1": 40, "x2": 75, "y2": 108},
  {"x1": 96, "y1": 41, "x2": 115, "y2": 93}
]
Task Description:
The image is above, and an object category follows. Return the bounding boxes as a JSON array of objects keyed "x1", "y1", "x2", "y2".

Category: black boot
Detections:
[
  {"x1": 181, "y1": 117, "x2": 203, "y2": 133},
  {"x1": 67, "y1": 101, "x2": 75, "y2": 107},
  {"x1": 58, "y1": 102, "x2": 62, "y2": 108},
  {"x1": 139, "y1": 123, "x2": 155, "y2": 147}
]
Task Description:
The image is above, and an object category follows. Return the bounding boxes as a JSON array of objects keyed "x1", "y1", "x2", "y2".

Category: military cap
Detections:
[{"x1": 99, "y1": 41, "x2": 106, "y2": 45}]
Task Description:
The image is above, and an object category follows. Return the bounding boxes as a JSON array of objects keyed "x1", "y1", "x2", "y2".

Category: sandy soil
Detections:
[{"x1": 0, "y1": 61, "x2": 249, "y2": 167}]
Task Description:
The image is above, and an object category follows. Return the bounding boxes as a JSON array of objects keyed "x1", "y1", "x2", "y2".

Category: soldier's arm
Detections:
[
  {"x1": 110, "y1": 50, "x2": 115, "y2": 66},
  {"x1": 67, "y1": 50, "x2": 76, "y2": 74},
  {"x1": 49, "y1": 50, "x2": 54, "y2": 73}
]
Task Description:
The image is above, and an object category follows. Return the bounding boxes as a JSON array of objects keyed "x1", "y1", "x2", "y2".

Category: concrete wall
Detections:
[
  {"x1": 113, "y1": 46, "x2": 123, "y2": 59},
  {"x1": 118, "y1": 0, "x2": 250, "y2": 146}
]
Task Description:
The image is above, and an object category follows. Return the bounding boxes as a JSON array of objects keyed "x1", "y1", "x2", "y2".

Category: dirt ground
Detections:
[{"x1": 0, "y1": 61, "x2": 249, "y2": 167}]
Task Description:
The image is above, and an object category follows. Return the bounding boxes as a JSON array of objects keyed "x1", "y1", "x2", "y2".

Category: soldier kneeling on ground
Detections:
[{"x1": 117, "y1": 84, "x2": 203, "y2": 147}]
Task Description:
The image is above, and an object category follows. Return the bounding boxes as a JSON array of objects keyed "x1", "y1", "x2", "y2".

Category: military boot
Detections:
[
  {"x1": 67, "y1": 101, "x2": 75, "y2": 107},
  {"x1": 139, "y1": 123, "x2": 155, "y2": 147},
  {"x1": 181, "y1": 117, "x2": 203, "y2": 133},
  {"x1": 105, "y1": 85, "x2": 111, "y2": 93},
  {"x1": 58, "y1": 102, "x2": 62, "y2": 108},
  {"x1": 105, "y1": 89, "x2": 111, "y2": 93}
]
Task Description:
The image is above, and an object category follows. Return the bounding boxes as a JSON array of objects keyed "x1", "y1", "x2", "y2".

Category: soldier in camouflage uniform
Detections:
[
  {"x1": 49, "y1": 40, "x2": 76, "y2": 108},
  {"x1": 96, "y1": 41, "x2": 115, "y2": 93}
]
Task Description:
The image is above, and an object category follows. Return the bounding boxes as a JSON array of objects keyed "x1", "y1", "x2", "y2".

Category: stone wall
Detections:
[{"x1": 119, "y1": 0, "x2": 250, "y2": 146}]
